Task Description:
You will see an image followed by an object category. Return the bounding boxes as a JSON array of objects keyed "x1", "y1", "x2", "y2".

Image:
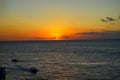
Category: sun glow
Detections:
[
  {"x1": 55, "y1": 32, "x2": 61, "y2": 40},
  {"x1": 36, "y1": 23, "x2": 78, "y2": 40}
]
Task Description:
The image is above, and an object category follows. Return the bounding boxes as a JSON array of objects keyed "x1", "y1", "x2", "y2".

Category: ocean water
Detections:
[{"x1": 0, "y1": 40, "x2": 120, "y2": 80}]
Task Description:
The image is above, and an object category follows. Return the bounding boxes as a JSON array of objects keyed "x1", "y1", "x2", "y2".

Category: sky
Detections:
[{"x1": 0, "y1": 0, "x2": 120, "y2": 41}]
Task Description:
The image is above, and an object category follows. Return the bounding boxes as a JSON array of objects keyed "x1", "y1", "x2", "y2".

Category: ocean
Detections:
[{"x1": 0, "y1": 40, "x2": 120, "y2": 80}]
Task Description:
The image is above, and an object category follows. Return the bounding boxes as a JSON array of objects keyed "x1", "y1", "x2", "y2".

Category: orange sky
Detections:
[{"x1": 0, "y1": 0, "x2": 120, "y2": 41}]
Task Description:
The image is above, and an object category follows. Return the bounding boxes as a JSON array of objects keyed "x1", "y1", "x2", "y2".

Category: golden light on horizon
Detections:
[
  {"x1": 43, "y1": 25, "x2": 77, "y2": 40},
  {"x1": 54, "y1": 32, "x2": 61, "y2": 40}
]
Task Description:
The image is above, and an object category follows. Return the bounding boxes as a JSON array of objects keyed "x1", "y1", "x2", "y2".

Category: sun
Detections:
[
  {"x1": 54, "y1": 32, "x2": 61, "y2": 40},
  {"x1": 55, "y1": 36, "x2": 58, "y2": 40},
  {"x1": 41, "y1": 25, "x2": 76, "y2": 40}
]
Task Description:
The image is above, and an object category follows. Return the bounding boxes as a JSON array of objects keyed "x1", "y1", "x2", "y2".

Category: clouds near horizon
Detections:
[{"x1": 60, "y1": 30, "x2": 120, "y2": 40}]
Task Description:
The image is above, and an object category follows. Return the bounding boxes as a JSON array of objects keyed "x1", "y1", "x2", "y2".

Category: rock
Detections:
[{"x1": 0, "y1": 67, "x2": 6, "y2": 80}]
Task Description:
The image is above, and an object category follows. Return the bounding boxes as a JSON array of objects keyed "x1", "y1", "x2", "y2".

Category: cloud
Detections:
[
  {"x1": 101, "y1": 17, "x2": 116, "y2": 23},
  {"x1": 119, "y1": 16, "x2": 120, "y2": 19},
  {"x1": 106, "y1": 17, "x2": 116, "y2": 21},
  {"x1": 77, "y1": 30, "x2": 120, "y2": 35},
  {"x1": 59, "y1": 31, "x2": 120, "y2": 40},
  {"x1": 76, "y1": 30, "x2": 120, "y2": 39},
  {"x1": 76, "y1": 32, "x2": 98, "y2": 35},
  {"x1": 101, "y1": 19, "x2": 108, "y2": 23}
]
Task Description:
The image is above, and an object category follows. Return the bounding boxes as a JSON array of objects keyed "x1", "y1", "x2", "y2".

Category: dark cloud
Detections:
[
  {"x1": 119, "y1": 16, "x2": 120, "y2": 19},
  {"x1": 77, "y1": 30, "x2": 120, "y2": 35},
  {"x1": 101, "y1": 19, "x2": 108, "y2": 23},
  {"x1": 106, "y1": 17, "x2": 116, "y2": 21},
  {"x1": 76, "y1": 31, "x2": 120, "y2": 39},
  {"x1": 58, "y1": 31, "x2": 120, "y2": 40},
  {"x1": 101, "y1": 17, "x2": 116, "y2": 23},
  {"x1": 76, "y1": 32, "x2": 98, "y2": 35}
]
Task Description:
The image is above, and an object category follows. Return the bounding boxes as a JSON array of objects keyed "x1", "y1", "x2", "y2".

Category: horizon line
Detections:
[{"x1": 0, "y1": 39, "x2": 120, "y2": 42}]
